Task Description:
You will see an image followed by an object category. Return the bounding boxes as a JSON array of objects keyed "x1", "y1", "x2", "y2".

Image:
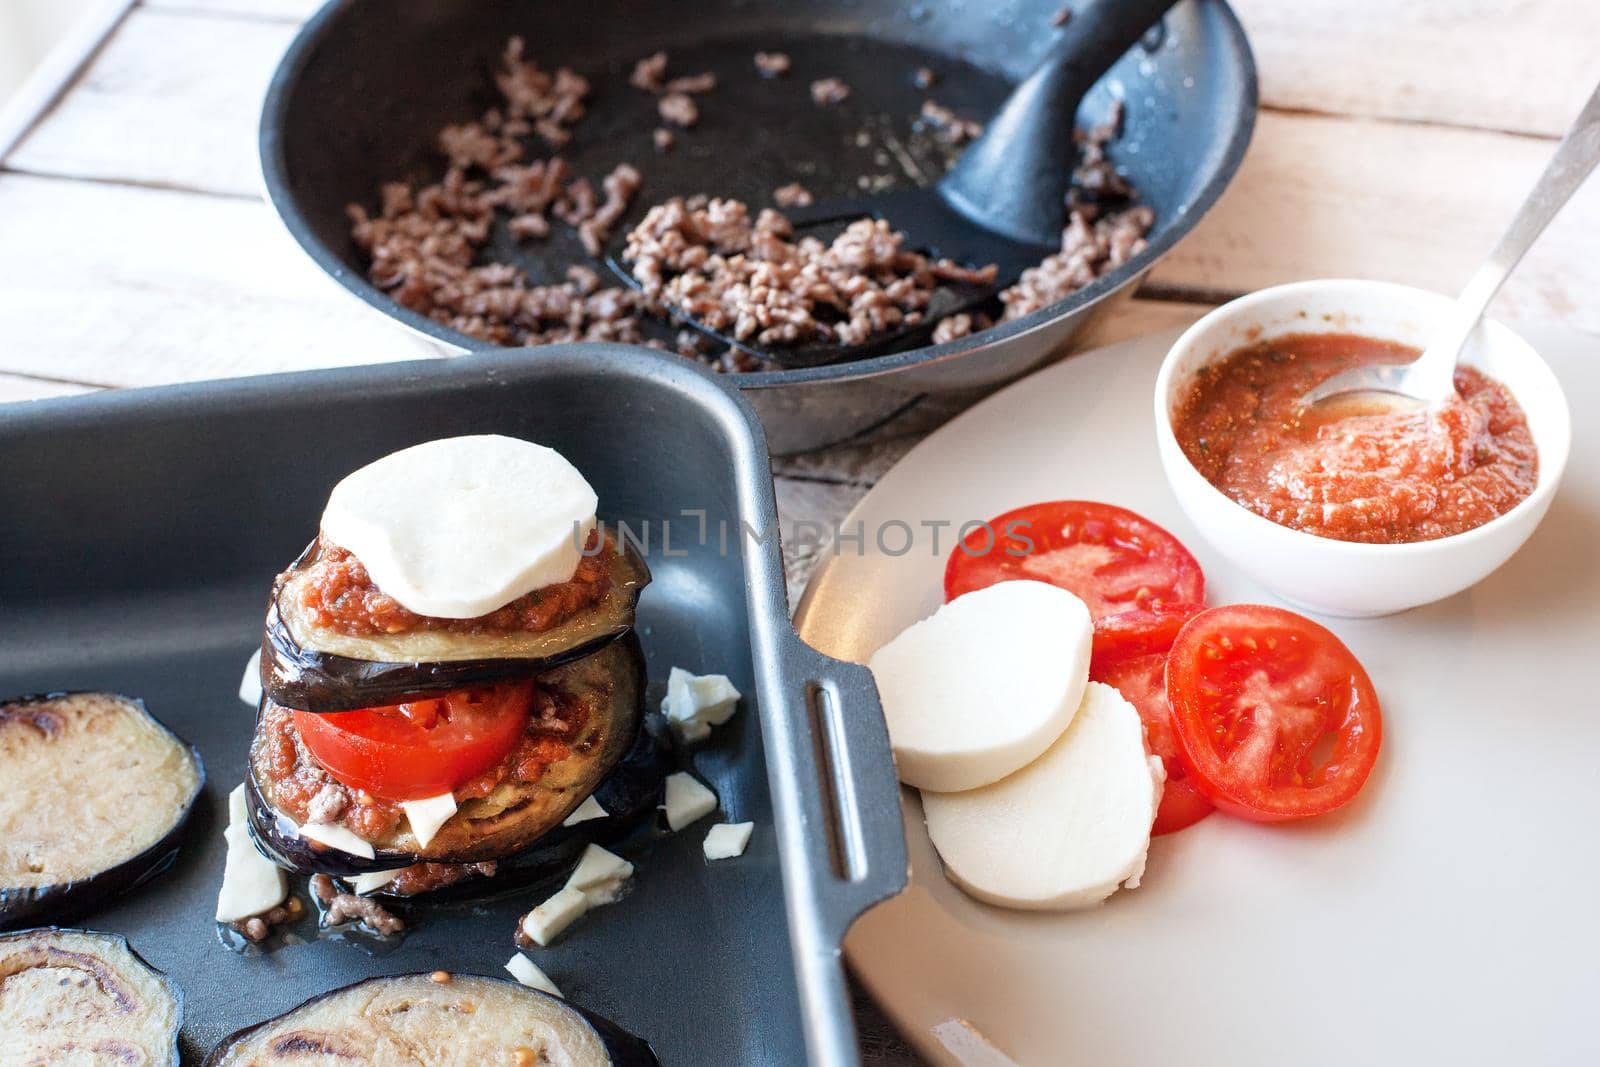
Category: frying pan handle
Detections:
[{"x1": 761, "y1": 635, "x2": 908, "y2": 1066}]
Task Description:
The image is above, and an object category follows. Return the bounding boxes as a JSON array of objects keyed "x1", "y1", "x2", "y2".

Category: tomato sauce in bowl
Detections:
[{"x1": 1172, "y1": 333, "x2": 1538, "y2": 544}]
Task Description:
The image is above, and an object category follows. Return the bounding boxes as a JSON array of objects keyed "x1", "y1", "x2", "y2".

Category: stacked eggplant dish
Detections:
[
  {"x1": 248, "y1": 435, "x2": 654, "y2": 897},
  {"x1": 1, "y1": 434, "x2": 786, "y2": 1062}
]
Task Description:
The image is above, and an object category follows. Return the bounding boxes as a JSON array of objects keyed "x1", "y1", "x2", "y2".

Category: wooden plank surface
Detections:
[
  {"x1": 0, "y1": 373, "x2": 99, "y2": 402},
  {"x1": 0, "y1": 173, "x2": 439, "y2": 387},
  {"x1": 1229, "y1": 0, "x2": 1600, "y2": 137},
  {"x1": 1146, "y1": 109, "x2": 1600, "y2": 334},
  {"x1": 7, "y1": 8, "x2": 294, "y2": 197},
  {"x1": 142, "y1": 0, "x2": 319, "y2": 20}
]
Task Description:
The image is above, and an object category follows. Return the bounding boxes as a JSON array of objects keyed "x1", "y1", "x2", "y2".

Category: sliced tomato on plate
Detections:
[
  {"x1": 295, "y1": 681, "x2": 535, "y2": 801},
  {"x1": 1090, "y1": 604, "x2": 1213, "y2": 835},
  {"x1": 945, "y1": 501, "x2": 1204, "y2": 621},
  {"x1": 1165, "y1": 605, "x2": 1382, "y2": 822}
]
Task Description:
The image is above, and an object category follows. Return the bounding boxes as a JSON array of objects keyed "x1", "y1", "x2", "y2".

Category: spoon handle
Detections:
[{"x1": 1414, "y1": 79, "x2": 1600, "y2": 395}]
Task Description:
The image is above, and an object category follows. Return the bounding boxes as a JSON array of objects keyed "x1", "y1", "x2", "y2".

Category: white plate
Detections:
[{"x1": 794, "y1": 325, "x2": 1600, "y2": 1067}]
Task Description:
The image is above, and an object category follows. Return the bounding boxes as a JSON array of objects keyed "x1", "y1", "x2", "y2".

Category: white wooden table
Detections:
[{"x1": 2, "y1": 2, "x2": 1597, "y2": 1062}]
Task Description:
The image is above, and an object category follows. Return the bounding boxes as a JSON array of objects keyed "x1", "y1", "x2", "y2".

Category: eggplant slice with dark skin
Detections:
[
  {"x1": 362, "y1": 714, "x2": 672, "y2": 901},
  {"x1": 264, "y1": 532, "x2": 651, "y2": 711},
  {"x1": 0, "y1": 692, "x2": 203, "y2": 930},
  {"x1": 249, "y1": 637, "x2": 647, "y2": 876},
  {"x1": 0, "y1": 927, "x2": 183, "y2": 1066},
  {"x1": 205, "y1": 972, "x2": 657, "y2": 1066}
]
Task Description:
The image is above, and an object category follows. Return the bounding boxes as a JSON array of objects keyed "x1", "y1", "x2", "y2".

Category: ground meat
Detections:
[
  {"x1": 997, "y1": 206, "x2": 1154, "y2": 320},
  {"x1": 623, "y1": 197, "x2": 998, "y2": 348},
  {"x1": 810, "y1": 77, "x2": 851, "y2": 105},
  {"x1": 653, "y1": 127, "x2": 675, "y2": 153},
  {"x1": 913, "y1": 66, "x2": 937, "y2": 90},
  {"x1": 1052, "y1": 4, "x2": 1074, "y2": 26},
  {"x1": 233, "y1": 896, "x2": 304, "y2": 942},
  {"x1": 296, "y1": 531, "x2": 613, "y2": 638},
  {"x1": 666, "y1": 72, "x2": 717, "y2": 95},
  {"x1": 380, "y1": 861, "x2": 499, "y2": 897},
  {"x1": 773, "y1": 182, "x2": 814, "y2": 208},
  {"x1": 754, "y1": 51, "x2": 791, "y2": 77},
  {"x1": 311, "y1": 874, "x2": 405, "y2": 936},
  {"x1": 932, "y1": 311, "x2": 992, "y2": 344},
  {"x1": 658, "y1": 92, "x2": 699, "y2": 127},
  {"x1": 630, "y1": 51, "x2": 714, "y2": 96},
  {"x1": 919, "y1": 100, "x2": 984, "y2": 145},
  {"x1": 305, "y1": 781, "x2": 349, "y2": 824},
  {"x1": 346, "y1": 36, "x2": 649, "y2": 349},
  {"x1": 629, "y1": 51, "x2": 668, "y2": 93}
]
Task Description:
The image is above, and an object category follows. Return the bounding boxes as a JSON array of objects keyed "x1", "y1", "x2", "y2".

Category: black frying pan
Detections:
[{"x1": 261, "y1": 0, "x2": 1255, "y2": 452}]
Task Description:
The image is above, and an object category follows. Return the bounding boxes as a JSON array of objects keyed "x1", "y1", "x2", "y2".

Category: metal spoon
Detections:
[{"x1": 1301, "y1": 79, "x2": 1600, "y2": 410}]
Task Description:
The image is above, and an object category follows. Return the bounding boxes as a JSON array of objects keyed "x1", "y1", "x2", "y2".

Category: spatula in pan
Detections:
[{"x1": 608, "y1": 0, "x2": 1180, "y2": 368}]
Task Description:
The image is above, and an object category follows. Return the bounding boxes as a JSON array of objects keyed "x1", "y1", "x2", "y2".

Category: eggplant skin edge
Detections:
[
  {"x1": 247, "y1": 637, "x2": 647, "y2": 875},
  {"x1": 0, "y1": 926, "x2": 183, "y2": 1067},
  {"x1": 262, "y1": 537, "x2": 651, "y2": 712},
  {"x1": 201, "y1": 972, "x2": 658, "y2": 1066},
  {"x1": 0, "y1": 692, "x2": 205, "y2": 932}
]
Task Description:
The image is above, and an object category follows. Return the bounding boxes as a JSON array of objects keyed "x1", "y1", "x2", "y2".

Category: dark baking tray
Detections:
[{"x1": 0, "y1": 347, "x2": 905, "y2": 1065}]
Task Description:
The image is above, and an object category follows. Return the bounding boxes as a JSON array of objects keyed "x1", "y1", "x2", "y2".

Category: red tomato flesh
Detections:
[
  {"x1": 1165, "y1": 605, "x2": 1382, "y2": 821},
  {"x1": 1090, "y1": 605, "x2": 1213, "y2": 835},
  {"x1": 294, "y1": 682, "x2": 535, "y2": 801},
  {"x1": 945, "y1": 501, "x2": 1204, "y2": 620}
]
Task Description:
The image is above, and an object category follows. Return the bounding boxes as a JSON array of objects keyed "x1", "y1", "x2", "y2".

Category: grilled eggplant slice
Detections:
[
  {"x1": 249, "y1": 638, "x2": 647, "y2": 875},
  {"x1": 205, "y1": 972, "x2": 656, "y2": 1066},
  {"x1": 364, "y1": 716, "x2": 672, "y2": 901},
  {"x1": 0, "y1": 693, "x2": 203, "y2": 930},
  {"x1": 0, "y1": 928, "x2": 182, "y2": 1066},
  {"x1": 264, "y1": 533, "x2": 650, "y2": 711}
]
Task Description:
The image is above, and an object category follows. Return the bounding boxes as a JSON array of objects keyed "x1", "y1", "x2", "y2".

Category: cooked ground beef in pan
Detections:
[
  {"x1": 810, "y1": 77, "x2": 852, "y2": 105},
  {"x1": 754, "y1": 51, "x2": 791, "y2": 77},
  {"x1": 773, "y1": 182, "x2": 814, "y2": 208},
  {"x1": 347, "y1": 35, "x2": 1151, "y2": 370}
]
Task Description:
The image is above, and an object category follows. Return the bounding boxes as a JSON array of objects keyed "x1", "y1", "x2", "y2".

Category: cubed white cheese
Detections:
[
  {"x1": 702, "y1": 822, "x2": 754, "y2": 861},
  {"x1": 400, "y1": 792, "x2": 457, "y2": 849},
  {"x1": 564, "y1": 844, "x2": 633, "y2": 906},
  {"x1": 561, "y1": 795, "x2": 608, "y2": 827},
  {"x1": 505, "y1": 952, "x2": 563, "y2": 997},
  {"x1": 661, "y1": 772, "x2": 718, "y2": 831},
  {"x1": 298, "y1": 821, "x2": 376, "y2": 860},
  {"x1": 520, "y1": 886, "x2": 590, "y2": 947},
  {"x1": 238, "y1": 648, "x2": 262, "y2": 706},
  {"x1": 662, "y1": 667, "x2": 741, "y2": 743},
  {"x1": 346, "y1": 868, "x2": 401, "y2": 895},
  {"x1": 216, "y1": 784, "x2": 287, "y2": 923}
]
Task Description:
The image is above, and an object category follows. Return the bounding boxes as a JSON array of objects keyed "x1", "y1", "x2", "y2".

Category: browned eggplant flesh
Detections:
[
  {"x1": 0, "y1": 927, "x2": 182, "y2": 1066},
  {"x1": 0, "y1": 692, "x2": 203, "y2": 929},
  {"x1": 204, "y1": 972, "x2": 657, "y2": 1065},
  {"x1": 248, "y1": 638, "x2": 645, "y2": 873},
  {"x1": 263, "y1": 531, "x2": 650, "y2": 711}
]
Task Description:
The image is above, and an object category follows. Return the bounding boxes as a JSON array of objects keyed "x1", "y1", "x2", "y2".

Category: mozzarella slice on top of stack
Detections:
[
  {"x1": 921, "y1": 682, "x2": 1164, "y2": 910},
  {"x1": 868, "y1": 580, "x2": 1092, "y2": 792},
  {"x1": 320, "y1": 434, "x2": 598, "y2": 619}
]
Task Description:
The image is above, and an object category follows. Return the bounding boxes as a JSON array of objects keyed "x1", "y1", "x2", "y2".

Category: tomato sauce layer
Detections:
[
  {"x1": 298, "y1": 531, "x2": 612, "y2": 636},
  {"x1": 1173, "y1": 333, "x2": 1537, "y2": 544}
]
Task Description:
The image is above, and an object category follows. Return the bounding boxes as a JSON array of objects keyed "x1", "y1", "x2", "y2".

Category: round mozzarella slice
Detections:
[
  {"x1": 320, "y1": 435, "x2": 598, "y2": 619},
  {"x1": 867, "y1": 580, "x2": 1091, "y2": 792},
  {"x1": 922, "y1": 682, "x2": 1164, "y2": 911}
]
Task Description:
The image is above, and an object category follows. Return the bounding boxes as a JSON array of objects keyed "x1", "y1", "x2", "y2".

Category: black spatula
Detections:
[{"x1": 610, "y1": 0, "x2": 1180, "y2": 368}]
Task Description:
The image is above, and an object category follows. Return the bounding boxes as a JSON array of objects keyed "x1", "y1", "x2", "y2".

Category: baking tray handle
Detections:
[{"x1": 764, "y1": 635, "x2": 908, "y2": 1066}]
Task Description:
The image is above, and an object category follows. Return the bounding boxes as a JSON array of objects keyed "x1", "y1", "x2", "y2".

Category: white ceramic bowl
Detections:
[{"x1": 1153, "y1": 279, "x2": 1571, "y2": 617}]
